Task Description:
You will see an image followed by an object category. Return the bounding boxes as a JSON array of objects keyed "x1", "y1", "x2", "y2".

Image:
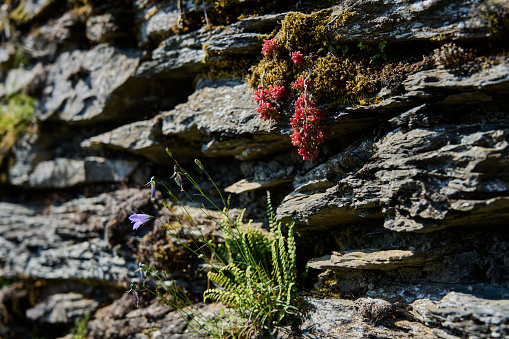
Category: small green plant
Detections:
[
  {"x1": 357, "y1": 40, "x2": 388, "y2": 62},
  {"x1": 130, "y1": 149, "x2": 298, "y2": 337},
  {"x1": 71, "y1": 313, "x2": 90, "y2": 339},
  {"x1": 328, "y1": 44, "x2": 349, "y2": 55},
  {"x1": 0, "y1": 277, "x2": 9, "y2": 288},
  {"x1": 0, "y1": 94, "x2": 36, "y2": 161}
]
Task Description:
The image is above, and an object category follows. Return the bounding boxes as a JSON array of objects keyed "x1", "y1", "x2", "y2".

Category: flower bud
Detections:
[{"x1": 195, "y1": 159, "x2": 204, "y2": 170}]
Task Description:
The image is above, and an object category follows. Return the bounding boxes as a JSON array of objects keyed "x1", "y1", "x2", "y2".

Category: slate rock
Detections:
[
  {"x1": 11, "y1": 0, "x2": 59, "y2": 24},
  {"x1": 27, "y1": 157, "x2": 138, "y2": 188},
  {"x1": 403, "y1": 58, "x2": 509, "y2": 92},
  {"x1": 26, "y1": 293, "x2": 99, "y2": 324},
  {"x1": 410, "y1": 291, "x2": 509, "y2": 338},
  {"x1": 0, "y1": 189, "x2": 148, "y2": 283},
  {"x1": 137, "y1": 1, "x2": 180, "y2": 46},
  {"x1": 135, "y1": 13, "x2": 285, "y2": 79},
  {"x1": 8, "y1": 132, "x2": 52, "y2": 187},
  {"x1": 330, "y1": 0, "x2": 495, "y2": 43},
  {"x1": 82, "y1": 79, "x2": 289, "y2": 162},
  {"x1": 291, "y1": 296, "x2": 433, "y2": 339},
  {"x1": 35, "y1": 44, "x2": 168, "y2": 124},
  {"x1": 86, "y1": 13, "x2": 123, "y2": 44},
  {"x1": 1, "y1": 62, "x2": 44, "y2": 96},
  {"x1": 28, "y1": 158, "x2": 86, "y2": 188},
  {"x1": 277, "y1": 122, "x2": 509, "y2": 232},
  {"x1": 84, "y1": 156, "x2": 138, "y2": 183},
  {"x1": 225, "y1": 158, "x2": 296, "y2": 194},
  {"x1": 81, "y1": 117, "x2": 164, "y2": 163},
  {"x1": 0, "y1": 42, "x2": 15, "y2": 78},
  {"x1": 22, "y1": 11, "x2": 84, "y2": 62},
  {"x1": 161, "y1": 79, "x2": 289, "y2": 160},
  {"x1": 308, "y1": 249, "x2": 437, "y2": 271},
  {"x1": 88, "y1": 301, "x2": 223, "y2": 339}
]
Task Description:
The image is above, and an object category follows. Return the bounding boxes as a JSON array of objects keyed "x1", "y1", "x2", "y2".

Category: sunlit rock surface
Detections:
[{"x1": 0, "y1": 0, "x2": 508, "y2": 338}]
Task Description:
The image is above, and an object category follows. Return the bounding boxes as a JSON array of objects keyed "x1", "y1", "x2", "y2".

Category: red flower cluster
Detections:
[
  {"x1": 290, "y1": 93, "x2": 328, "y2": 160},
  {"x1": 291, "y1": 77, "x2": 310, "y2": 92},
  {"x1": 253, "y1": 84, "x2": 286, "y2": 120},
  {"x1": 291, "y1": 51, "x2": 304, "y2": 64},
  {"x1": 261, "y1": 39, "x2": 278, "y2": 56}
]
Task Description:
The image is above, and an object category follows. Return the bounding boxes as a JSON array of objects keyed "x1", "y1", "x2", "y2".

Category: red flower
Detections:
[
  {"x1": 291, "y1": 51, "x2": 304, "y2": 64},
  {"x1": 253, "y1": 84, "x2": 286, "y2": 121},
  {"x1": 261, "y1": 39, "x2": 278, "y2": 56},
  {"x1": 253, "y1": 85, "x2": 266, "y2": 102},
  {"x1": 289, "y1": 93, "x2": 328, "y2": 161},
  {"x1": 291, "y1": 78, "x2": 310, "y2": 92},
  {"x1": 268, "y1": 85, "x2": 286, "y2": 100}
]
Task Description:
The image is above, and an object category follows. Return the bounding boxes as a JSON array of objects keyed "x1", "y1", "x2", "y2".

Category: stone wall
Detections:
[{"x1": 0, "y1": 0, "x2": 508, "y2": 338}]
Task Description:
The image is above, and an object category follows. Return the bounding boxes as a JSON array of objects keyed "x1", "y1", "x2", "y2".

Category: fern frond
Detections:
[
  {"x1": 266, "y1": 191, "x2": 278, "y2": 235},
  {"x1": 203, "y1": 288, "x2": 238, "y2": 305}
]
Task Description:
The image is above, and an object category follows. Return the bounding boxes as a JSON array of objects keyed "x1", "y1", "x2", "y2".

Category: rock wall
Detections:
[{"x1": 0, "y1": 0, "x2": 508, "y2": 338}]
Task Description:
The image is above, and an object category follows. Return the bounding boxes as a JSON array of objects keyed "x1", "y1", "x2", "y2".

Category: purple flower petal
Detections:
[
  {"x1": 129, "y1": 210, "x2": 151, "y2": 230},
  {"x1": 150, "y1": 181, "x2": 156, "y2": 199}
]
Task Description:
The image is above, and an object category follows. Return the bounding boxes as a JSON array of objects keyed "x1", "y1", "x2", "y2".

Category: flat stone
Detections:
[
  {"x1": 294, "y1": 296, "x2": 433, "y2": 338},
  {"x1": 22, "y1": 11, "x2": 83, "y2": 61},
  {"x1": 86, "y1": 13, "x2": 123, "y2": 43},
  {"x1": 12, "y1": 0, "x2": 59, "y2": 24},
  {"x1": 82, "y1": 79, "x2": 288, "y2": 162},
  {"x1": 277, "y1": 125, "x2": 509, "y2": 232},
  {"x1": 28, "y1": 158, "x2": 86, "y2": 188},
  {"x1": 26, "y1": 293, "x2": 99, "y2": 324},
  {"x1": 84, "y1": 157, "x2": 138, "y2": 183},
  {"x1": 0, "y1": 189, "x2": 144, "y2": 283},
  {"x1": 308, "y1": 249, "x2": 436, "y2": 270},
  {"x1": 8, "y1": 132, "x2": 51, "y2": 187},
  {"x1": 410, "y1": 291, "x2": 509, "y2": 338},
  {"x1": 135, "y1": 13, "x2": 284, "y2": 79},
  {"x1": 161, "y1": 78, "x2": 288, "y2": 160},
  {"x1": 330, "y1": 0, "x2": 494, "y2": 42},
  {"x1": 137, "y1": 2, "x2": 180, "y2": 46},
  {"x1": 27, "y1": 157, "x2": 138, "y2": 188},
  {"x1": 3, "y1": 63, "x2": 44, "y2": 95},
  {"x1": 35, "y1": 44, "x2": 153, "y2": 124},
  {"x1": 404, "y1": 59, "x2": 509, "y2": 92},
  {"x1": 81, "y1": 118, "x2": 164, "y2": 163}
]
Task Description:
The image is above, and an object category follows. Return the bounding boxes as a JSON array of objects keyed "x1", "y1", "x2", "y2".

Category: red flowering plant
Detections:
[
  {"x1": 253, "y1": 39, "x2": 288, "y2": 120},
  {"x1": 289, "y1": 77, "x2": 328, "y2": 161},
  {"x1": 253, "y1": 83, "x2": 286, "y2": 120},
  {"x1": 291, "y1": 51, "x2": 304, "y2": 64},
  {"x1": 261, "y1": 39, "x2": 278, "y2": 56},
  {"x1": 254, "y1": 41, "x2": 329, "y2": 160}
]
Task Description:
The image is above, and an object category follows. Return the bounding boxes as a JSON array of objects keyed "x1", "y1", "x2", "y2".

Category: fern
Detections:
[{"x1": 203, "y1": 191, "x2": 297, "y2": 333}]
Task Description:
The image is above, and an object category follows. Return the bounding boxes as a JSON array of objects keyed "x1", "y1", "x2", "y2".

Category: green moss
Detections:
[
  {"x1": 196, "y1": 0, "x2": 295, "y2": 27},
  {"x1": 309, "y1": 55, "x2": 376, "y2": 106},
  {"x1": 71, "y1": 313, "x2": 90, "y2": 339},
  {"x1": 0, "y1": 94, "x2": 36, "y2": 160},
  {"x1": 249, "y1": 57, "x2": 291, "y2": 88},
  {"x1": 9, "y1": 1, "x2": 30, "y2": 25},
  {"x1": 482, "y1": 8, "x2": 509, "y2": 39},
  {"x1": 279, "y1": 10, "x2": 333, "y2": 52},
  {"x1": 200, "y1": 47, "x2": 255, "y2": 81}
]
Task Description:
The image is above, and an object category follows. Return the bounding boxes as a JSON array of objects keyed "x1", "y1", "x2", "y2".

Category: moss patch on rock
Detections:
[
  {"x1": 0, "y1": 94, "x2": 36, "y2": 163},
  {"x1": 249, "y1": 9, "x2": 387, "y2": 109}
]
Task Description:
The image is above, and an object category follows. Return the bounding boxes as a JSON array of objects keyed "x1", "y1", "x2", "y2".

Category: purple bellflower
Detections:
[
  {"x1": 129, "y1": 210, "x2": 150, "y2": 230},
  {"x1": 171, "y1": 166, "x2": 184, "y2": 191},
  {"x1": 145, "y1": 176, "x2": 156, "y2": 199},
  {"x1": 176, "y1": 173, "x2": 184, "y2": 191}
]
